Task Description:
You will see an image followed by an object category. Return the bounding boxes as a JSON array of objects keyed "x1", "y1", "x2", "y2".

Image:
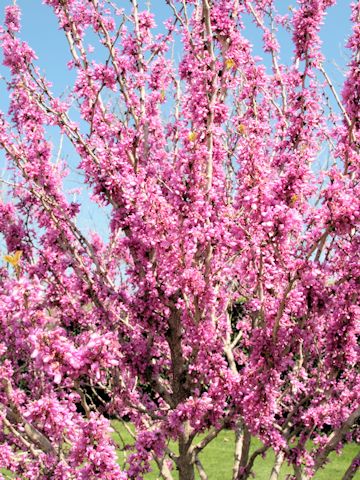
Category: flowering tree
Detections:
[{"x1": 0, "y1": 0, "x2": 359, "y2": 479}]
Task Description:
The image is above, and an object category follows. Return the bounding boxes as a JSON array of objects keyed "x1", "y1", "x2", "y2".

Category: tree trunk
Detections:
[
  {"x1": 235, "y1": 425, "x2": 251, "y2": 480},
  {"x1": 232, "y1": 422, "x2": 248, "y2": 480},
  {"x1": 178, "y1": 421, "x2": 195, "y2": 480},
  {"x1": 269, "y1": 451, "x2": 284, "y2": 480},
  {"x1": 232, "y1": 424, "x2": 243, "y2": 479},
  {"x1": 178, "y1": 451, "x2": 195, "y2": 480}
]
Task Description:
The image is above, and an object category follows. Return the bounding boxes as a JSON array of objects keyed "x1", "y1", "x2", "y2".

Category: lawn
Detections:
[{"x1": 113, "y1": 423, "x2": 360, "y2": 480}]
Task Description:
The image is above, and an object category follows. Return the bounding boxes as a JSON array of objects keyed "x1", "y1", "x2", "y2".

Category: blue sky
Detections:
[
  {"x1": 0, "y1": 1, "x2": 354, "y2": 243},
  {"x1": 11, "y1": 1, "x2": 352, "y2": 92}
]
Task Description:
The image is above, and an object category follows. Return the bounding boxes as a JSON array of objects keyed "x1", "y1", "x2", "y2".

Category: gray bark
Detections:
[{"x1": 269, "y1": 451, "x2": 285, "y2": 480}]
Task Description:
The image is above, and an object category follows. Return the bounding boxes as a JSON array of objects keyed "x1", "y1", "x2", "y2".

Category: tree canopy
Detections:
[{"x1": 0, "y1": 1, "x2": 359, "y2": 479}]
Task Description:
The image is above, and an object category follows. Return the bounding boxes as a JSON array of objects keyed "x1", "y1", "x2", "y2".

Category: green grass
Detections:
[
  {"x1": 112, "y1": 423, "x2": 360, "y2": 480},
  {"x1": 193, "y1": 430, "x2": 359, "y2": 480}
]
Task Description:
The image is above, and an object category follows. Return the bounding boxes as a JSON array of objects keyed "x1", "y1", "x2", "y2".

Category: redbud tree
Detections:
[{"x1": 0, "y1": 1, "x2": 359, "y2": 479}]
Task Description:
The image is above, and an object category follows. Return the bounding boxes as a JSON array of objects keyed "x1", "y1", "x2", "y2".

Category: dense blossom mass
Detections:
[{"x1": 0, "y1": 1, "x2": 359, "y2": 479}]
